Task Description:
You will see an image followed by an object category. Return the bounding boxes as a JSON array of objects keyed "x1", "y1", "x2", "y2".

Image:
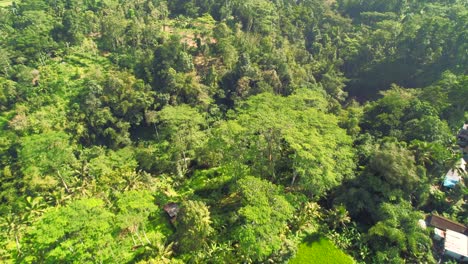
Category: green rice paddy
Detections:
[
  {"x1": 290, "y1": 234, "x2": 355, "y2": 264},
  {"x1": 0, "y1": 1, "x2": 12, "y2": 7}
]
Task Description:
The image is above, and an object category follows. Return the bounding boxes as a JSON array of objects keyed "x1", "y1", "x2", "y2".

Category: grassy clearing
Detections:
[
  {"x1": 0, "y1": 0, "x2": 12, "y2": 7},
  {"x1": 290, "y1": 234, "x2": 355, "y2": 264}
]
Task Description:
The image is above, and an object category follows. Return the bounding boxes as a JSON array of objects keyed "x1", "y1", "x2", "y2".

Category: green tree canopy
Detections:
[
  {"x1": 22, "y1": 198, "x2": 118, "y2": 263},
  {"x1": 367, "y1": 202, "x2": 434, "y2": 263},
  {"x1": 231, "y1": 176, "x2": 294, "y2": 262},
  {"x1": 206, "y1": 89, "x2": 355, "y2": 198}
]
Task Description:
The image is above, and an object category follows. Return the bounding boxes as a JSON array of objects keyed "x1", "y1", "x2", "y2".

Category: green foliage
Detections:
[
  {"x1": 71, "y1": 71, "x2": 154, "y2": 147},
  {"x1": 326, "y1": 223, "x2": 370, "y2": 261},
  {"x1": 0, "y1": 0, "x2": 465, "y2": 262},
  {"x1": 176, "y1": 200, "x2": 213, "y2": 254},
  {"x1": 19, "y1": 131, "x2": 78, "y2": 192},
  {"x1": 367, "y1": 143, "x2": 420, "y2": 193},
  {"x1": 22, "y1": 198, "x2": 118, "y2": 263},
  {"x1": 337, "y1": 141, "x2": 425, "y2": 221},
  {"x1": 206, "y1": 90, "x2": 355, "y2": 198},
  {"x1": 155, "y1": 104, "x2": 206, "y2": 178},
  {"x1": 22, "y1": 194, "x2": 171, "y2": 263},
  {"x1": 342, "y1": 2, "x2": 468, "y2": 98},
  {"x1": 292, "y1": 201, "x2": 323, "y2": 234},
  {"x1": 0, "y1": 78, "x2": 16, "y2": 111},
  {"x1": 362, "y1": 85, "x2": 454, "y2": 144},
  {"x1": 325, "y1": 205, "x2": 351, "y2": 230},
  {"x1": 232, "y1": 176, "x2": 294, "y2": 262},
  {"x1": 10, "y1": 10, "x2": 57, "y2": 60},
  {"x1": 117, "y1": 190, "x2": 157, "y2": 226},
  {"x1": 421, "y1": 72, "x2": 468, "y2": 127},
  {"x1": 367, "y1": 202, "x2": 435, "y2": 263}
]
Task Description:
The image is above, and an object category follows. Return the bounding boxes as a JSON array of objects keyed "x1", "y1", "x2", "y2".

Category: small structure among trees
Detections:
[
  {"x1": 444, "y1": 230, "x2": 468, "y2": 262},
  {"x1": 428, "y1": 215, "x2": 467, "y2": 235},
  {"x1": 427, "y1": 215, "x2": 468, "y2": 262},
  {"x1": 443, "y1": 158, "x2": 466, "y2": 188},
  {"x1": 163, "y1": 203, "x2": 180, "y2": 224},
  {"x1": 443, "y1": 124, "x2": 468, "y2": 188},
  {"x1": 457, "y1": 123, "x2": 468, "y2": 156}
]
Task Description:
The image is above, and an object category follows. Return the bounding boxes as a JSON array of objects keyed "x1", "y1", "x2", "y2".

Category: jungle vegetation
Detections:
[{"x1": 0, "y1": 0, "x2": 466, "y2": 263}]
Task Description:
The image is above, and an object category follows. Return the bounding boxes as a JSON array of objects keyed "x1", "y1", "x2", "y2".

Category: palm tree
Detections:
[
  {"x1": 326, "y1": 205, "x2": 351, "y2": 230},
  {"x1": 23, "y1": 196, "x2": 47, "y2": 223},
  {"x1": 0, "y1": 213, "x2": 25, "y2": 254}
]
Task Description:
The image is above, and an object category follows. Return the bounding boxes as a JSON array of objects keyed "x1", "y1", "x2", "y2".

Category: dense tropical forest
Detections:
[{"x1": 0, "y1": 0, "x2": 467, "y2": 263}]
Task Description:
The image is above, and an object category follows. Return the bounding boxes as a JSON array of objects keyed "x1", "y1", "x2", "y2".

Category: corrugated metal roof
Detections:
[
  {"x1": 428, "y1": 215, "x2": 467, "y2": 234},
  {"x1": 445, "y1": 230, "x2": 468, "y2": 258}
]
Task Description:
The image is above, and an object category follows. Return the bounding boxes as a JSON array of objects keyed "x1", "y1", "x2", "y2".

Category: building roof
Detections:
[
  {"x1": 428, "y1": 215, "x2": 468, "y2": 234},
  {"x1": 458, "y1": 125, "x2": 468, "y2": 148},
  {"x1": 460, "y1": 158, "x2": 467, "y2": 171},
  {"x1": 445, "y1": 229, "x2": 468, "y2": 258},
  {"x1": 443, "y1": 158, "x2": 466, "y2": 188},
  {"x1": 434, "y1": 228, "x2": 445, "y2": 238},
  {"x1": 163, "y1": 203, "x2": 180, "y2": 218},
  {"x1": 444, "y1": 169, "x2": 462, "y2": 187}
]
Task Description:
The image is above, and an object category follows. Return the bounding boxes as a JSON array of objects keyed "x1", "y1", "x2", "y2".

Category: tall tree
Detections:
[
  {"x1": 205, "y1": 89, "x2": 355, "y2": 198},
  {"x1": 231, "y1": 176, "x2": 294, "y2": 262},
  {"x1": 21, "y1": 198, "x2": 120, "y2": 263},
  {"x1": 176, "y1": 200, "x2": 213, "y2": 254}
]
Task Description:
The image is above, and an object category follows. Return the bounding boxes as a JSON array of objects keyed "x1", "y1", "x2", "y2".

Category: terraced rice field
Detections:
[{"x1": 290, "y1": 235, "x2": 355, "y2": 264}]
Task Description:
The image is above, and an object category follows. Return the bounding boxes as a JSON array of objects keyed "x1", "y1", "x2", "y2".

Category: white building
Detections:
[{"x1": 444, "y1": 229, "x2": 468, "y2": 262}]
